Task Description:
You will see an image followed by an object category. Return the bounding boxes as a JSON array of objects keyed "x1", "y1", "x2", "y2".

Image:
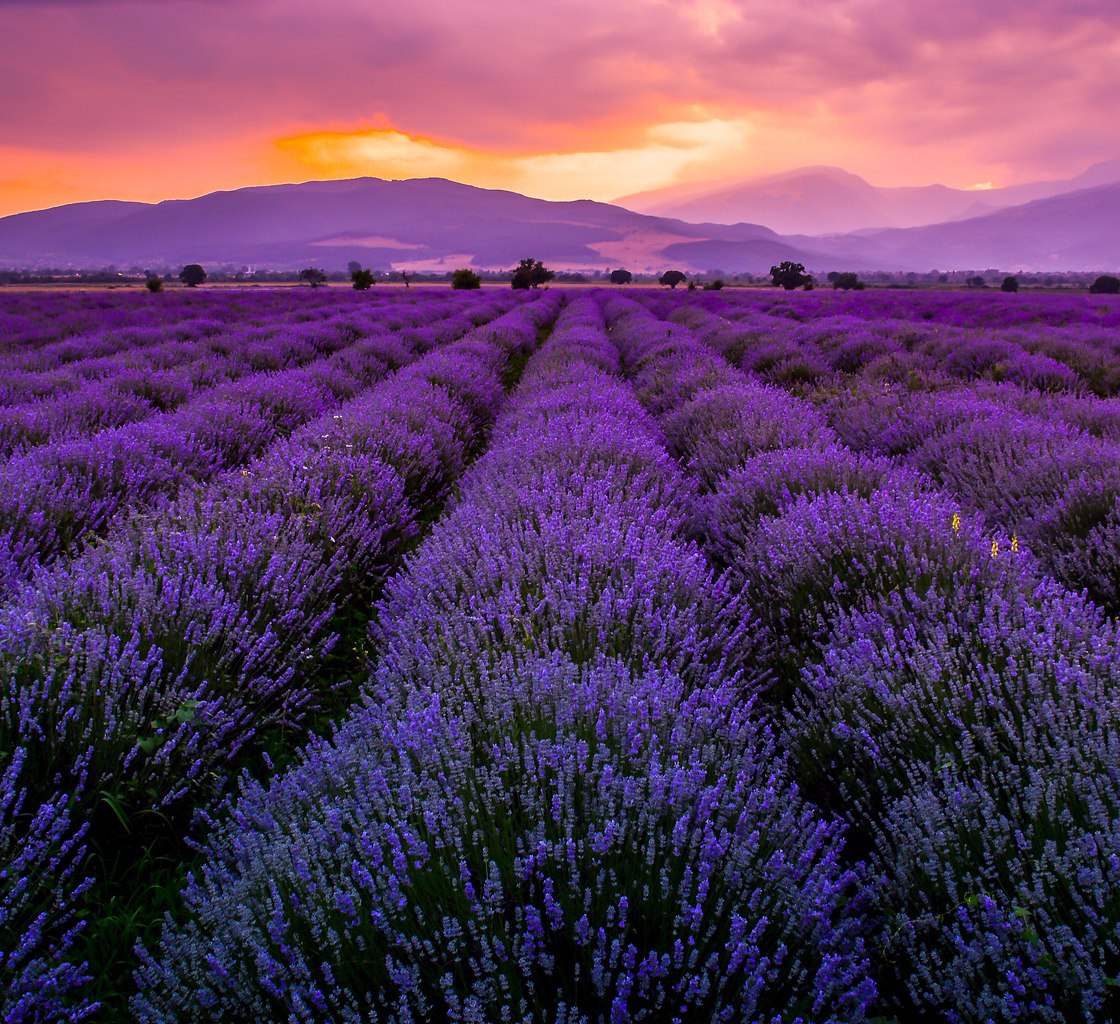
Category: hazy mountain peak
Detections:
[{"x1": 617, "y1": 160, "x2": 1120, "y2": 236}]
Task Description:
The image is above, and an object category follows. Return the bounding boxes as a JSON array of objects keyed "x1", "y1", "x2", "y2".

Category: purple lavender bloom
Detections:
[
  {"x1": 703, "y1": 447, "x2": 926, "y2": 567},
  {"x1": 908, "y1": 409, "x2": 1116, "y2": 529},
  {"x1": 0, "y1": 296, "x2": 543, "y2": 828},
  {"x1": 658, "y1": 382, "x2": 836, "y2": 491},
  {"x1": 1031, "y1": 469, "x2": 1120, "y2": 613},
  {"x1": 134, "y1": 654, "x2": 874, "y2": 1024},
  {"x1": 1, "y1": 751, "x2": 96, "y2": 1023},
  {"x1": 727, "y1": 486, "x2": 1031, "y2": 696},
  {"x1": 795, "y1": 580, "x2": 1120, "y2": 1021},
  {"x1": 132, "y1": 293, "x2": 874, "y2": 1023}
]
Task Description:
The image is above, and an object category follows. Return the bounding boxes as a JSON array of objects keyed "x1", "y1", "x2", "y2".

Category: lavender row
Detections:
[
  {"x1": 664, "y1": 296, "x2": 1120, "y2": 459},
  {"x1": 0, "y1": 294, "x2": 477, "y2": 454},
  {"x1": 0, "y1": 287, "x2": 421, "y2": 356},
  {"x1": 0, "y1": 295, "x2": 512, "y2": 599},
  {"x1": 0, "y1": 295, "x2": 556, "y2": 1021},
  {"x1": 1, "y1": 312, "x2": 362, "y2": 455},
  {"x1": 2, "y1": 326, "x2": 236, "y2": 410},
  {"x1": 1, "y1": 288, "x2": 509, "y2": 432},
  {"x1": 604, "y1": 297, "x2": 1120, "y2": 1020},
  {"x1": 133, "y1": 298, "x2": 876, "y2": 1023},
  {"x1": 637, "y1": 287, "x2": 1120, "y2": 348},
  {"x1": 646, "y1": 289, "x2": 1120, "y2": 402},
  {"x1": 0, "y1": 302, "x2": 373, "y2": 393},
  {"x1": 630, "y1": 292, "x2": 1120, "y2": 617},
  {"x1": 667, "y1": 299, "x2": 1112, "y2": 397},
  {"x1": 822, "y1": 381, "x2": 1120, "y2": 613}
]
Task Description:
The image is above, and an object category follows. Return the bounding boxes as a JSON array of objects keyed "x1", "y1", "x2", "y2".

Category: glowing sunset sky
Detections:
[{"x1": 0, "y1": 0, "x2": 1117, "y2": 217}]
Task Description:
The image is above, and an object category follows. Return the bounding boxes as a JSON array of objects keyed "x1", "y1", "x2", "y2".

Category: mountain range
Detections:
[
  {"x1": 0, "y1": 166, "x2": 1117, "y2": 274},
  {"x1": 616, "y1": 161, "x2": 1120, "y2": 235}
]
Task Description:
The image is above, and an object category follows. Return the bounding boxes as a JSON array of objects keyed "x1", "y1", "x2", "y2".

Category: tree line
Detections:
[{"x1": 81, "y1": 261, "x2": 1120, "y2": 293}]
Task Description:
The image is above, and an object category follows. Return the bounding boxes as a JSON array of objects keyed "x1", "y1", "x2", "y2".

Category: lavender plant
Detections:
[
  {"x1": 725, "y1": 487, "x2": 1029, "y2": 696},
  {"x1": 134, "y1": 303, "x2": 874, "y2": 1021},
  {"x1": 703, "y1": 447, "x2": 925, "y2": 568},
  {"x1": 658, "y1": 382, "x2": 835, "y2": 491},
  {"x1": 794, "y1": 581, "x2": 1120, "y2": 1021},
  {"x1": 1, "y1": 752, "x2": 95, "y2": 1023},
  {"x1": 134, "y1": 653, "x2": 875, "y2": 1024}
]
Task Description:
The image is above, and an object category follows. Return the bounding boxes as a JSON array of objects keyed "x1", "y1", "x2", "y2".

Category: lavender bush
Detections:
[
  {"x1": 134, "y1": 653, "x2": 875, "y2": 1024},
  {"x1": 0, "y1": 752, "x2": 95, "y2": 1023},
  {"x1": 134, "y1": 301, "x2": 874, "y2": 1021},
  {"x1": 794, "y1": 581, "x2": 1120, "y2": 1021},
  {"x1": 724, "y1": 486, "x2": 1030, "y2": 697},
  {"x1": 703, "y1": 447, "x2": 925, "y2": 567}
]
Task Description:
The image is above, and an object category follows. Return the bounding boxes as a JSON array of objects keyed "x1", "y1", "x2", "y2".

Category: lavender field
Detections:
[{"x1": 3, "y1": 286, "x2": 1119, "y2": 1023}]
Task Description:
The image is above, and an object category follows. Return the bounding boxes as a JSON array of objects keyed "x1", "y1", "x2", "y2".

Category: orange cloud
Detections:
[
  {"x1": 275, "y1": 119, "x2": 756, "y2": 203},
  {"x1": 0, "y1": 0, "x2": 1117, "y2": 215}
]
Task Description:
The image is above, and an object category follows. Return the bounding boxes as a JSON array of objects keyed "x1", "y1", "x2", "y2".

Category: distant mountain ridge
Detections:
[
  {"x1": 0, "y1": 177, "x2": 858, "y2": 273},
  {"x1": 616, "y1": 161, "x2": 1120, "y2": 235},
  {"x1": 0, "y1": 172, "x2": 1117, "y2": 274},
  {"x1": 800, "y1": 183, "x2": 1120, "y2": 272}
]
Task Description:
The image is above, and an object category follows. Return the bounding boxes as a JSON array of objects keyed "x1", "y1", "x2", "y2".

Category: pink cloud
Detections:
[{"x1": 0, "y1": 0, "x2": 1116, "y2": 213}]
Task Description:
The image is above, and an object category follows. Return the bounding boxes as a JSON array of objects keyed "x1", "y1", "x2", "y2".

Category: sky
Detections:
[{"x1": 0, "y1": 0, "x2": 1118, "y2": 217}]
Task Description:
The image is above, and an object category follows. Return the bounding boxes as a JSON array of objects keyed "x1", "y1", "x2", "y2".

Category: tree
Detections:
[
  {"x1": 966, "y1": 275, "x2": 987, "y2": 288},
  {"x1": 179, "y1": 264, "x2": 206, "y2": 287},
  {"x1": 145, "y1": 276, "x2": 163, "y2": 293},
  {"x1": 451, "y1": 268, "x2": 482, "y2": 290},
  {"x1": 769, "y1": 262, "x2": 812, "y2": 290},
  {"x1": 831, "y1": 272, "x2": 864, "y2": 291},
  {"x1": 609, "y1": 268, "x2": 632, "y2": 285},
  {"x1": 1089, "y1": 275, "x2": 1120, "y2": 295},
  {"x1": 659, "y1": 270, "x2": 687, "y2": 289},
  {"x1": 351, "y1": 267, "x2": 375, "y2": 290},
  {"x1": 347, "y1": 260, "x2": 363, "y2": 276},
  {"x1": 1000, "y1": 275, "x2": 1020, "y2": 293},
  {"x1": 511, "y1": 258, "x2": 554, "y2": 289},
  {"x1": 299, "y1": 267, "x2": 328, "y2": 287},
  {"x1": 702, "y1": 279, "x2": 725, "y2": 291}
]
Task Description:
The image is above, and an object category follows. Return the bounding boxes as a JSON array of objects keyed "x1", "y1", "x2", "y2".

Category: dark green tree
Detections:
[
  {"x1": 769, "y1": 262, "x2": 812, "y2": 290},
  {"x1": 145, "y1": 276, "x2": 163, "y2": 293},
  {"x1": 966, "y1": 275, "x2": 987, "y2": 288},
  {"x1": 609, "y1": 268, "x2": 633, "y2": 285},
  {"x1": 179, "y1": 264, "x2": 206, "y2": 287},
  {"x1": 1089, "y1": 275, "x2": 1120, "y2": 294},
  {"x1": 702, "y1": 279, "x2": 725, "y2": 291},
  {"x1": 299, "y1": 267, "x2": 328, "y2": 287},
  {"x1": 1000, "y1": 275, "x2": 1020, "y2": 293},
  {"x1": 451, "y1": 268, "x2": 482, "y2": 290},
  {"x1": 351, "y1": 268, "x2": 375, "y2": 290},
  {"x1": 831, "y1": 272, "x2": 864, "y2": 291},
  {"x1": 511, "y1": 258, "x2": 554, "y2": 289},
  {"x1": 659, "y1": 269, "x2": 687, "y2": 289}
]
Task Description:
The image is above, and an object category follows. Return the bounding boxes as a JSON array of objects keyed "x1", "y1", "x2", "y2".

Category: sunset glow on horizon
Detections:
[{"x1": 1, "y1": 0, "x2": 1118, "y2": 217}]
